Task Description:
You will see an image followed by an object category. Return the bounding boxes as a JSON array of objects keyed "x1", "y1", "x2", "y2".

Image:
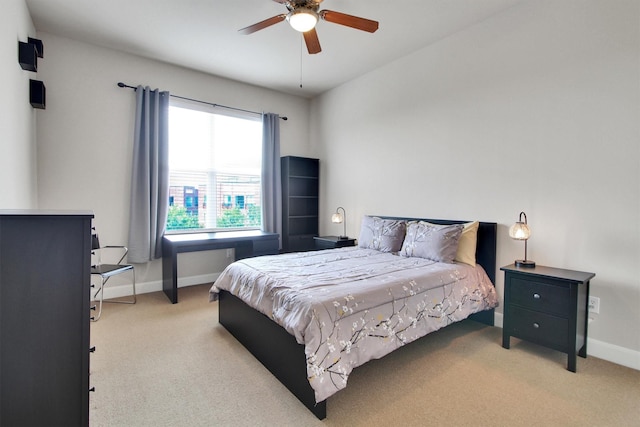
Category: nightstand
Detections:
[
  {"x1": 501, "y1": 264, "x2": 595, "y2": 372},
  {"x1": 313, "y1": 236, "x2": 356, "y2": 250}
]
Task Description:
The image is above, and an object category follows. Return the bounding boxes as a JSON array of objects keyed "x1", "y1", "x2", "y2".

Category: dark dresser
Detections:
[
  {"x1": 501, "y1": 264, "x2": 595, "y2": 372},
  {"x1": 0, "y1": 210, "x2": 94, "y2": 426}
]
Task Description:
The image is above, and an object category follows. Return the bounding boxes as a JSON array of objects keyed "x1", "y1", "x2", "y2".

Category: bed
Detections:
[{"x1": 209, "y1": 216, "x2": 498, "y2": 419}]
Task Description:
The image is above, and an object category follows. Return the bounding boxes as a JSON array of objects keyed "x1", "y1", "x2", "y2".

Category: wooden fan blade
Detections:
[
  {"x1": 320, "y1": 10, "x2": 378, "y2": 33},
  {"x1": 239, "y1": 14, "x2": 287, "y2": 35},
  {"x1": 303, "y1": 28, "x2": 322, "y2": 54}
]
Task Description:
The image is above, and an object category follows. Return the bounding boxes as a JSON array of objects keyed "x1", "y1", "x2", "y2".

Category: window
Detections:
[{"x1": 166, "y1": 101, "x2": 263, "y2": 232}]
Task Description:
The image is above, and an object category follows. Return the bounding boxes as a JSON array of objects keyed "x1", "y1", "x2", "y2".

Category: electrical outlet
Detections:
[
  {"x1": 226, "y1": 249, "x2": 233, "y2": 258},
  {"x1": 588, "y1": 296, "x2": 600, "y2": 314}
]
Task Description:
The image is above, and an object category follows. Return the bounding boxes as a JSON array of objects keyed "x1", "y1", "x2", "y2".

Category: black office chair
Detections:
[{"x1": 91, "y1": 232, "x2": 136, "y2": 321}]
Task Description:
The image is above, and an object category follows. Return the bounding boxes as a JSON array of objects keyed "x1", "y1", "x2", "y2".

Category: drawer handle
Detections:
[
  {"x1": 533, "y1": 322, "x2": 540, "y2": 329},
  {"x1": 533, "y1": 293, "x2": 541, "y2": 299}
]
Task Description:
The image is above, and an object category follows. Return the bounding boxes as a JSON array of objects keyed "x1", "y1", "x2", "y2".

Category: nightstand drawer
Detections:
[
  {"x1": 508, "y1": 305, "x2": 569, "y2": 352},
  {"x1": 509, "y1": 277, "x2": 570, "y2": 317}
]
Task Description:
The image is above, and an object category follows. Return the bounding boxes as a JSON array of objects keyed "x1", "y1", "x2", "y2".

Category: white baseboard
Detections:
[
  {"x1": 98, "y1": 272, "x2": 221, "y2": 300},
  {"x1": 493, "y1": 312, "x2": 638, "y2": 371},
  {"x1": 586, "y1": 337, "x2": 640, "y2": 371},
  {"x1": 494, "y1": 311, "x2": 504, "y2": 328}
]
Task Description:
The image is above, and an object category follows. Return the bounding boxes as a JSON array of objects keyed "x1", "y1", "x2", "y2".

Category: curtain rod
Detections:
[{"x1": 117, "y1": 82, "x2": 287, "y2": 120}]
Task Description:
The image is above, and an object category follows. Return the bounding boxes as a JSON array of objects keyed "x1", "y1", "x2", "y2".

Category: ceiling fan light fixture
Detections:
[{"x1": 288, "y1": 9, "x2": 318, "y2": 32}]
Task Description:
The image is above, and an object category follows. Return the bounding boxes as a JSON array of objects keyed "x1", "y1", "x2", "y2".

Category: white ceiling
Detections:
[{"x1": 25, "y1": 0, "x2": 523, "y2": 98}]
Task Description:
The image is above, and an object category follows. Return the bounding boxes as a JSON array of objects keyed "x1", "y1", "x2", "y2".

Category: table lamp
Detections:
[
  {"x1": 509, "y1": 211, "x2": 535, "y2": 268},
  {"x1": 331, "y1": 207, "x2": 347, "y2": 240}
]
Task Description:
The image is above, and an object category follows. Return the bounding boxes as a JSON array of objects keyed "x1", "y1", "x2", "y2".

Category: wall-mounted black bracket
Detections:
[
  {"x1": 30, "y1": 79, "x2": 46, "y2": 109},
  {"x1": 19, "y1": 41, "x2": 37, "y2": 71},
  {"x1": 28, "y1": 37, "x2": 44, "y2": 58},
  {"x1": 18, "y1": 38, "x2": 43, "y2": 71}
]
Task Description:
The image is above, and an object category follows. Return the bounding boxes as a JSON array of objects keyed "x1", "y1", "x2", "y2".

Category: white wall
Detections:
[
  {"x1": 311, "y1": 0, "x2": 639, "y2": 367},
  {"x1": 35, "y1": 32, "x2": 312, "y2": 290},
  {"x1": 0, "y1": 0, "x2": 38, "y2": 208}
]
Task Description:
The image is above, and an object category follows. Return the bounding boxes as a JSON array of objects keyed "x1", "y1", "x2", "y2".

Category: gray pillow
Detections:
[
  {"x1": 358, "y1": 216, "x2": 406, "y2": 252},
  {"x1": 400, "y1": 221, "x2": 464, "y2": 263}
]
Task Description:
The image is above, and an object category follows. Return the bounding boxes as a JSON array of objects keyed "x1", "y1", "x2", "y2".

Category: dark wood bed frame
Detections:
[{"x1": 218, "y1": 218, "x2": 497, "y2": 420}]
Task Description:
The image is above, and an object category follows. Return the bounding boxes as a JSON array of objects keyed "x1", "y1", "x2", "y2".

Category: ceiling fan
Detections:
[{"x1": 239, "y1": 0, "x2": 379, "y2": 54}]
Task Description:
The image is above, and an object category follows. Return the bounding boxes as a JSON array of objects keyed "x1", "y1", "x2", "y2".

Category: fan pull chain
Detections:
[{"x1": 299, "y1": 36, "x2": 303, "y2": 89}]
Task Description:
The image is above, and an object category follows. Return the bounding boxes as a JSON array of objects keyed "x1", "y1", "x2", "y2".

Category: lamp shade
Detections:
[
  {"x1": 331, "y1": 212, "x2": 343, "y2": 224},
  {"x1": 509, "y1": 222, "x2": 531, "y2": 240},
  {"x1": 288, "y1": 9, "x2": 318, "y2": 32}
]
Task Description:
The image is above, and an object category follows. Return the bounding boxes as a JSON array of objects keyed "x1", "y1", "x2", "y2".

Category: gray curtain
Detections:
[
  {"x1": 261, "y1": 113, "x2": 282, "y2": 248},
  {"x1": 127, "y1": 86, "x2": 170, "y2": 263}
]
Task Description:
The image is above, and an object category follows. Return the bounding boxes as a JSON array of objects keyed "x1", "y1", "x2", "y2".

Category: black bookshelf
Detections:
[{"x1": 281, "y1": 156, "x2": 319, "y2": 252}]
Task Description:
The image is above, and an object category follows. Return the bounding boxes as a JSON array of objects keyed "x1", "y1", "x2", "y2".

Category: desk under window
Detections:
[{"x1": 162, "y1": 230, "x2": 279, "y2": 303}]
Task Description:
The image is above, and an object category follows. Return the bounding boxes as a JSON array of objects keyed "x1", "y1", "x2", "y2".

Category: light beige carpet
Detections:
[{"x1": 90, "y1": 284, "x2": 640, "y2": 427}]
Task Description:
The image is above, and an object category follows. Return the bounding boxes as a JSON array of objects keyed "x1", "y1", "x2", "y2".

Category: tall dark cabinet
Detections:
[
  {"x1": 281, "y1": 156, "x2": 319, "y2": 252},
  {"x1": 0, "y1": 210, "x2": 93, "y2": 427}
]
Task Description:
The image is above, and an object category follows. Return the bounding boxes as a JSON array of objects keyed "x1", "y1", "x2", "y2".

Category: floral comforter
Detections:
[{"x1": 209, "y1": 247, "x2": 498, "y2": 403}]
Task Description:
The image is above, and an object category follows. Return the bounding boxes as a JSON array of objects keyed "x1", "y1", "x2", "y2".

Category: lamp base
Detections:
[
  {"x1": 515, "y1": 259, "x2": 536, "y2": 268},
  {"x1": 338, "y1": 235, "x2": 349, "y2": 240}
]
